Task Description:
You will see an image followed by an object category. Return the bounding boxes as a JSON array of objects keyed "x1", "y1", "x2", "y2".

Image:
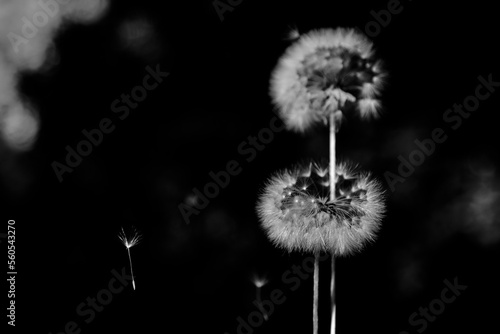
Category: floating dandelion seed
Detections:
[
  {"x1": 252, "y1": 274, "x2": 269, "y2": 321},
  {"x1": 257, "y1": 162, "x2": 385, "y2": 255},
  {"x1": 270, "y1": 27, "x2": 386, "y2": 133},
  {"x1": 118, "y1": 227, "x2": 142, "y2": 290},
  {"x1": 252, "y1": 275, "x2": 268, "y2": 288}
]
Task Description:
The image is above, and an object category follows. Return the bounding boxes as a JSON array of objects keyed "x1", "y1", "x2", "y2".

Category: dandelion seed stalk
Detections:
[
  {"x1": 255, "y1": 285, "x2": 269, "y2": 321},
  {"x1": 330, "y1": 255, "x2": 336, "y2": 334},
  {"x1": 127, "y1": 247, "x2": 136, "y2": 290},
  {"x1": 329, "y1": 112, "x2": 337, "y2": 334},
  {"x1": 313, "y1": 253, "x2": 320, "y2": 334}
]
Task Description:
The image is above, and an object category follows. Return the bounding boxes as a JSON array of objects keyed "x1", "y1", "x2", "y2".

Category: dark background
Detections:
[{"x1": 3, "y1": 0, "x2": 500, "y2": 333}]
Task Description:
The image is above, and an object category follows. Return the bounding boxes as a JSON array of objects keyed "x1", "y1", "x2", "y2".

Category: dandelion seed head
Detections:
[
  {"x1": 118, "y1": 227, "x2": 142, "y2": 249},
  {"x1": 360, "y1": 82, "x2": 378, "y2": 98},
  {"x1": 252, "y1": 275, "x2": 268, "y2": 288},
  {"x1": 270, "y1": 27, "x2": 386, "y2": 132},
  {"x1": 256, "y1": 161, "x2": 385, "y2": 255},
  {"x1": 358, "y1": 98, "x2": 381, "y2": 119},
  {"x1": 286, "y1": 26, "x2": 301, "y2": 41}
]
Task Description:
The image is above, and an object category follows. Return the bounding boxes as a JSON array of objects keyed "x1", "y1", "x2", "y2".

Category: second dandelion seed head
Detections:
[{"x1": 257, "y1": 162, "x2": 385, "y2": 255}]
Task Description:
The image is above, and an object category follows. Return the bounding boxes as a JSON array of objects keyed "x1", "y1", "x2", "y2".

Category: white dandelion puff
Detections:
[
  {"x1": 118, "y1": 226, "x2": 142, "y2": 290},
  {"x1": 256, "y1": 162, "x2": 385, "y2": 256},
  {"x1": 270, "y1": 27, "x2": 386, "y2": 132}
]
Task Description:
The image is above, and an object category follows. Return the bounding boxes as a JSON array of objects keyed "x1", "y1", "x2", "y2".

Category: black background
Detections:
[{"x1": 3, "y1": 0, "x2": 500, "y2": 333}]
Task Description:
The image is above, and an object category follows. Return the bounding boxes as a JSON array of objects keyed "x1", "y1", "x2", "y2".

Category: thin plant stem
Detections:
[
  {"x1": 329, "y1": 113, "x2": 336, "y2": 199},
  {"x1": 313, "y1": 253, "x2": 320, "y2": 334},
  {"x1": 127, "y1": 247, "x2": 136, "y2": 290},
  {"x1": 329, "y1": 111, "x2": 337, "y2": 334},
  {"x1": 330, "y1": 255, "x2": 336, "y2": 334},
  {"x1": 256, "y1": 286, "x2": 269, "y2": 321}
]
